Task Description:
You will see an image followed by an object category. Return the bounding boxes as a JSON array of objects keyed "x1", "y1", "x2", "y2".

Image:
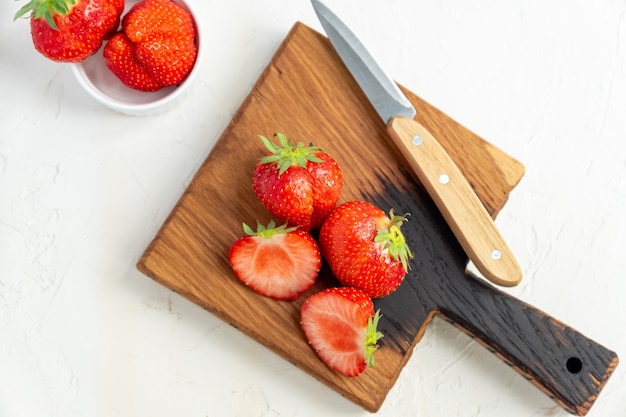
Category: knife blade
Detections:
[{"x1": 311, "y1": 0, "x2": 522, "y2": 287}]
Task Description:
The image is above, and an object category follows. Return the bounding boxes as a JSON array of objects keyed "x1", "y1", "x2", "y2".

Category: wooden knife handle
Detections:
[{"x1": 387, "y1": 116, "x2": 522, "y2": 287}]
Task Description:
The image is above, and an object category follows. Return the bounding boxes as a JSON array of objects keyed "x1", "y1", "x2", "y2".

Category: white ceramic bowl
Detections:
[{"x1": 71, "y1": 0, "x2": 202, "y2": 116}]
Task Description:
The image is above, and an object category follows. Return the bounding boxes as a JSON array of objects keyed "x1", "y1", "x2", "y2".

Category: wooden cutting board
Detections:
[{"x1": 137, "y1": 22, "x2": 617, "y2": 414}]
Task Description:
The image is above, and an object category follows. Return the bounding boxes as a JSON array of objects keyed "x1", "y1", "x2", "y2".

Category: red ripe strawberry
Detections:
[
  {"x1": 300, "y1": 287, "x2": 383, "y2": 377},
  {"x1": 319, "y1": 201, "x2": 413, "y2": 298},
  {"x1": 103, "y1": 0, "x2": 197, "y2": 91},
  {"x1": 14, "y1": 0, "x2": 125, "y2": 62},
  {"x1": 252, "y1": 133, "x2": 343, "y2": 231},
  {"x1": 228, "y1": 220, "x2": 321, "y2": 301}
]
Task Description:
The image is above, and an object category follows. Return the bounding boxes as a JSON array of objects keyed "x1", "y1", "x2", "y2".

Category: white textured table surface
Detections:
[{"x1": 1, "y1": 1, "x2": 625, "y2": 416}]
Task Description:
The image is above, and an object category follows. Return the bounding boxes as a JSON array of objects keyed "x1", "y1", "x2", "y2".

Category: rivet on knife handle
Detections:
[{"x1": 387, "y1": 116, "x2": 522, "y2": 287}]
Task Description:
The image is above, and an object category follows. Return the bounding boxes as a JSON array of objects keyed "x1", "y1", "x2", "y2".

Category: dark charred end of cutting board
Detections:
[
  {"x1": 441, "y1": 285, "x2": 619, "y2": 416},
  {"x1": 359, "y1": 170, "x2": 619, "y2": 416},
  {"x1": 538, "y1": 336, "x2": 619, "y2": 416}
]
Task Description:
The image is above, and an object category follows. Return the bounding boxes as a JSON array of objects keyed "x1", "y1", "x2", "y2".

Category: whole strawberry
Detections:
[
  {"x1": 14, "y1": 0, "x2": 125, "y2": 62},
  {"x1": 252, "y1": 133, "x2": 343, "y2": 231},
  {"x1": 300, "y1": 287, "x2": 383, "y2": 377},
  {"x1": 319, "y1": 201, "x2": 413, "y2": 298},
  {"x1": 228, "y1": 220, "x2": 321, "y2": 301},
  {"x1": 103, "y1": 0, "x2": 197, "y2": 91}
]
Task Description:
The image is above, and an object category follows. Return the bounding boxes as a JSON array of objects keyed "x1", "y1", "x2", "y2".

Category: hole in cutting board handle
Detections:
[{"x1": 566, "y1": 357, "x2": 583, "y2": 373}]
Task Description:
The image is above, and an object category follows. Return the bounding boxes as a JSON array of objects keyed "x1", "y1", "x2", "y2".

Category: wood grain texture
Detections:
[{"x1": 137, "y1": 22, "x2": 617, "y2": 414}]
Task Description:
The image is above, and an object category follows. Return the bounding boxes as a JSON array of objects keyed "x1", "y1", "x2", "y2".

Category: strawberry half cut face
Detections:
[
  {"x1": 300, "y1": 287, "x2": 383, "y2": 377},
  {"x1": 228, "y1": 221, "x2": 321, "y2": 301}
]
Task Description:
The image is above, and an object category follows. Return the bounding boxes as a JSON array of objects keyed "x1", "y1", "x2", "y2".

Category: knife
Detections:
[{"x1": 311, "y1": 0, "x2": 522, "y2": 287}]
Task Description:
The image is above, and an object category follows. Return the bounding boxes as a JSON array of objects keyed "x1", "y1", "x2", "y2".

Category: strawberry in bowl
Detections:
[
  {"x1": 14, "y1": 0, "x2": 125, "y2": 62},
  {"x1": 70, "y1": 0, "x2": 203, "y2": 115},
  {"x1": 103, "y1": 0, "x2": 198, "y2": 92}
]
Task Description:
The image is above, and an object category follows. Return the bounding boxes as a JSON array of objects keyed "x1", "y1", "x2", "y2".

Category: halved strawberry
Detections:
[
  {"x1": 300, "y1": 287, "x2": 383, "y2": 377},
  {"x1": 228, "y1": 220, "x2": 321, "y2": 301}
]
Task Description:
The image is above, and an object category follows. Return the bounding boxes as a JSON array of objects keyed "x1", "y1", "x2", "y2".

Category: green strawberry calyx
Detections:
[
  {"x1": 14, "y1": 0, "x2": 76, "y2": 30},
  {"x1": 374, "y1": 210, "x2": 414, "y2": 272},
  {"x1": 364, "y1": 310, "x2": 384, "y2": 368},
  {"x1": 243, "y1": 219, "x2": 298, "y2": 238},
  {"x1": 258, "y1": 132, "x2": 324, "y2": 176}
]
